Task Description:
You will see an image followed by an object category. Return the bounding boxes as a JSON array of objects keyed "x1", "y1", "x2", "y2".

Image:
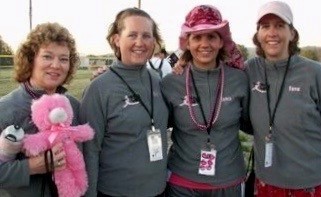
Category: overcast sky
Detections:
[{"x1": 0, "y1": 0, "x2": 320, "y2": 55}]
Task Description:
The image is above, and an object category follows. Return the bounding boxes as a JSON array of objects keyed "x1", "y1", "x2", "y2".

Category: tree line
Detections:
[
  {"x1": 0, "y1": 36, "x2": 14, "y2": 66},
  {"x1": 1, "y1": 35, "x2": 320, "y2": 67}
]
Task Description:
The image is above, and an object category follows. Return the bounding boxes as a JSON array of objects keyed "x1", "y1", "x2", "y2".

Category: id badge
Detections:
[
  {"x1": 264, "y1": 142, "x2": 273, "y2": 167},
  {"x1": 147, "y1": 128, "x2": 163, "y2": 162},
  {"x1": 198, "y1": 144, "x2": 216, "y2": 176}
]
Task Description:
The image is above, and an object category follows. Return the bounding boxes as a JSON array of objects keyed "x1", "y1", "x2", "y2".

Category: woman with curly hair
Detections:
[{"x1": 0, "y1": 22, "x2": 81, "y2": 197}]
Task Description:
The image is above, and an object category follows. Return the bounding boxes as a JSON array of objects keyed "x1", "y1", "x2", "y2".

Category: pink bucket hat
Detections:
[
  {"x1": 179, "y1": 5, "x2": 244, "y2": 70},
  {"x1": 257, "y1": 1, "x2": 293, "y2": 24}
]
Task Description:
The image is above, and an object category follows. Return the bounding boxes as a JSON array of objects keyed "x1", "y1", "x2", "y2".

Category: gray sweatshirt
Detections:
[
  {"x1": 161, "y1": 63, "x2": 251, "y2": 186},
  {"x1": 245, "y1": 55, "x2": 321, "y2": 189},
  {"x1": 0, "y1": 84, "x2": 79, "y2": 197},
  {"x1": 80, "y1": 60, "x2": 168, "y2": 197}
]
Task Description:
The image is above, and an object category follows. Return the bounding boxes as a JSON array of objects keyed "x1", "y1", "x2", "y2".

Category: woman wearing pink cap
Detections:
[
  {"x1": 161, "y1": 5, "x2": 252, "y2": 196},
  {"x1": 246, "y1": 1, "x2": 321, "y2": 196}
]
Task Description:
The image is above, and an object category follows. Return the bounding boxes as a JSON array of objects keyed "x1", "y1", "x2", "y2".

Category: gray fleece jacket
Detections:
[
  {"x1": 161, "y1": 63, "x2": 251, "y2": 186},
  {"x1": 245, "y1": 55, "x2": 321, "y2": 189},
  {"x1": 80, "y1": 60, "x2": 168, "y2": 197}
]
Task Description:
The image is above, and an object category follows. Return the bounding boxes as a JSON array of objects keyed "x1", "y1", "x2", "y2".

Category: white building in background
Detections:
[
  {"x1": 79, "y1": 56, "x2": 90, "y2": 68},
  {"x1": 78, "y1": 54, "x2": 115, "y2": 70}
]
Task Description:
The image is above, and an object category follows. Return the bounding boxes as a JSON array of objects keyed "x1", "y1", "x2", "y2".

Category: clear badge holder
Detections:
[{"x1": 147, "y1": 126, "x2": 163, "y2": 162}]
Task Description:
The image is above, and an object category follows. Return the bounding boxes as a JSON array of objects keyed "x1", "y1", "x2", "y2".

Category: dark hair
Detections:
[
  {"x1": 159, "y1": 48, "x2": 168, "y2": 56},
  {"x1": 180, "y1": 33, "x2": 227, "y2": 64},
  {"x1": 106, "y1": 7, "x2": 163, "y2": 60},
  {"x1": 14, "y1": 22, "x2": 79, "y2": 84},
  {"x1": 253, "y1": 24, "x2": 300, "y2": 57}
]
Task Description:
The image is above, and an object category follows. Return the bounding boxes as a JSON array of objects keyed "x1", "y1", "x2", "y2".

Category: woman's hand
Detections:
[
  {"x1": 90, "y1": 65, "x2": 108, "y2": 80},
  {"x1": 28, "y1": 143, "x2": 66, "y2": 175},
  {"x1": 172, "y1": 59, "x2": 187, "y2": 75}
]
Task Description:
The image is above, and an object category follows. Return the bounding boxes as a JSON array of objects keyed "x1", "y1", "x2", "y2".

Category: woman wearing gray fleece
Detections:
[
  {"x1": 0, "y1": 22, "x2": 80, "y2": 197},
  {"x1": 80, "y1": 8, "x2": 168, "y2": 197},
  {"x1": 245, "y1": 1, "x2": 321, "y2": 195},
  {"x1": 161, "y1": 5, "x2": 252, "y2": 197}
]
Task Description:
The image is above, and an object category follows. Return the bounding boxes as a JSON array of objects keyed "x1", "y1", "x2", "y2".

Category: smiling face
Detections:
[
  {"x1": 257, "y1": 14, "x2": 294, "y2": 61},
  {"x1": 186, "y1": 31, "x2": 223, "y2": 69},
  {"x1": 29, "y1": 42, "x2": 70, "y2": 94},
  {"x1": 114, "y1": 15, "x2": 155, "y2": 67}
]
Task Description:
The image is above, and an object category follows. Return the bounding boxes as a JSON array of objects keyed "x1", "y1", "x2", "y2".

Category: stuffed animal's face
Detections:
[
  {"x1": 0, "y1": 125, "x2": 24, "y2": 162},
  {"x1": 1, "y1": 125, "x2": 25, "y2": 142},
  {"x1": 31, "y1": 94, "x2": 74, "y2": 131}
]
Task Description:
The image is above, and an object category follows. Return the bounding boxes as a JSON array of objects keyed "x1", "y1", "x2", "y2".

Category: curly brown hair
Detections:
[
  {"x1": 14, "y1": 22, "x2": 80, "y2": 84},
  {"x1": 106, "y1": 7, "x2": 163, "y2": 60}
]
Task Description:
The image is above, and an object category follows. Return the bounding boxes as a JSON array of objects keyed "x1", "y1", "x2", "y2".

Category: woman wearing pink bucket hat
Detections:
[
  {"x1": 161, "y1": 5, "x2": 252, "y2": 196},
  {"x1": 178, "y1": 5, "x2": 244, "y2": 70},
  {"x1": 246, "y1": 1, "x2": 321, "y2": 196}
]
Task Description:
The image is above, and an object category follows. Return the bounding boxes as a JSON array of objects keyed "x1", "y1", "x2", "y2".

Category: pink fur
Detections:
[{"x1": 23, "y1": 94, "x2": 94, "y2": 197}]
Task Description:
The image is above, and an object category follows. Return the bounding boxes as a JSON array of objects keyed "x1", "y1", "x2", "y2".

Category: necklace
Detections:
[{"x1": 185, "y1": 64, "x2": 224, "y2": 131}]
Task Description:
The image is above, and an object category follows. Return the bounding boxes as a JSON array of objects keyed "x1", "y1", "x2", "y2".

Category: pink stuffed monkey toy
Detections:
[{"x1": 23, "y1": 94, "x2": 94, "y2": 197}]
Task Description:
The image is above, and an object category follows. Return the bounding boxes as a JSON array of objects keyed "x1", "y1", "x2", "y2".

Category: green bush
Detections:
[{"x1": 0, "y1": 57, "x2": 13, "y2": 66}]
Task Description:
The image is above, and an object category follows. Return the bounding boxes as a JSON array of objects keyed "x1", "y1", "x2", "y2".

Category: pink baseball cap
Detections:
[
  {"x1": 179, "y1": 5, "x2": 244, "y2": 70},
  {"x1": 257, "y1": 1, "x2": 293, "y2": 24}
]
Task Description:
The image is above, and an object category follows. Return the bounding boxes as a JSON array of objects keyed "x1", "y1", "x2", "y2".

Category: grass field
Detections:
[{"x1": 0, "y1": 67, "x2": 92, "y2": 99}]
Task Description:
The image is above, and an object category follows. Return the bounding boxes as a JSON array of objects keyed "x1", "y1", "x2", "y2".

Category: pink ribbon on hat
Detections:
[{"x1": 224, "y1": 37, "x2": 245, "y2": 70}]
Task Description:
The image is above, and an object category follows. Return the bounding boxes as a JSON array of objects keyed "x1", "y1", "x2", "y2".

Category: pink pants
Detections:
[{"x1": 256, "y1": 179, "x2": 321, "y2": 197}]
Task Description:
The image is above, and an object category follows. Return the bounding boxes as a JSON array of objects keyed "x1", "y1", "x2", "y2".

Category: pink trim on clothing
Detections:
[
  {"x1": 256, "y1": 178, "x2": 321, "y2": 197},
  {"x1": 169, "y1": 172, "x2": 245, "y2": 190}
]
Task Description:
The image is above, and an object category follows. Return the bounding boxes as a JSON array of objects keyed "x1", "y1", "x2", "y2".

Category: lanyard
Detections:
[
  {"x1": 264, "y1": 56, "x2": 291, "y2": 135},
  {"x1": 109, "y1": 67, "x2": 155, "y2": 127},
  {"x1": 149, "y1": 60, "x2": 163, "y2": 78},
  {"x1": 186, "y1": 64, "x2": 224, "y2": 140}
]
